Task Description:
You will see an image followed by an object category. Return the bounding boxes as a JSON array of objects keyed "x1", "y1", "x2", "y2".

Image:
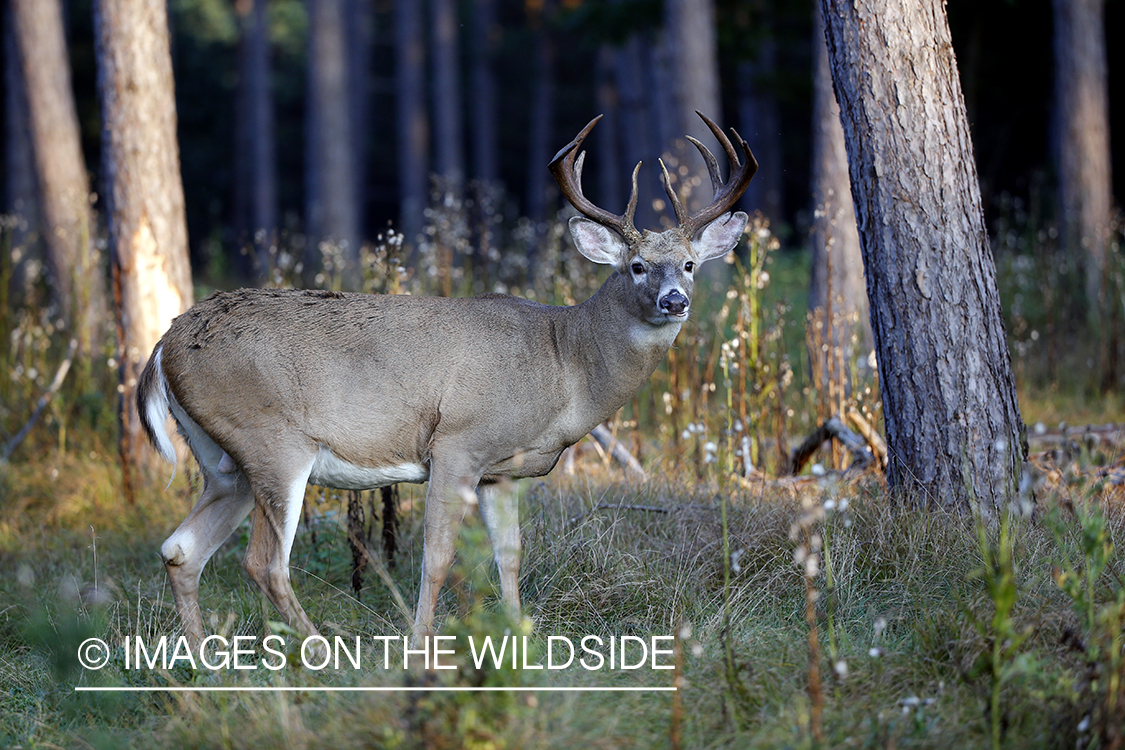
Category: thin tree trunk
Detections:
[
  {"x1": 235, "y1": 0, "x2": 277, "y2": 279},
  {"x1": 737, "y1": 42, "x2": 783, "y2": 221},
  {"x1": 12, "y1": 0, "x2": 105, "y2": 359},
  {"x1": 661, "y1": 0, "x2": 722, "y2": 216},
  {"x1": 820, "y1": 0, "x2": 1026, "y2": 514},
  {"x1": 524, "y1": 0, "x2": 555, "y2": 223},
  {"x1": 808, "y1": 2, "x2": 871, "y2": 401},
  {"x1": 614, "y1": 34, "x2": 659, "y2": 232},
  {"x1": 469, "y1": 0, "x2": 499, "y2": 267},
  {"x1": 1053, "y1": 0, "x2": 1112, "y2": 320},
  {"x1": 4, "y1": 6, "x2": 40, "y2": 290},
  {"x1": 347, "y1": 0, "x2": 374, "y2": 238},
  {"x1": 94, "y1": 0, "x2": 194, "y2": 471},
  {"x1": 306, "y1": 0, "x2": 359, "y2": 286},
  {"x1": 431, "y1": 0, "x2": 464, "y2": 188},
  {"x1": 394, "y1": 0, "x2": 428, "y2": 248},
  {"x1": 469, "y1": 0, "x2": 499, "y2": 186}
]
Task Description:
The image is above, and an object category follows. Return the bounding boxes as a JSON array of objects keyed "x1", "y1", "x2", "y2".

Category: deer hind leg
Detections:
[
  {"x1": 242, "y1": 459, "x2": 320, "y2": 639},
  {"x1": 478, "y1": 483, "x2": 522, "y2": 619},
  {"x1": 412, "y1": 454, "x2": 479, "y2": 645},
  {"x1": 161, "y1": 470, "x2": 255, "y2": 645}
]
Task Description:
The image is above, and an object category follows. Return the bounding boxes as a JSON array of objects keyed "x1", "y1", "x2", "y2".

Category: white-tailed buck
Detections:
[{"x1": 138, "y1": 112, "x2": 757, "y2": 645}]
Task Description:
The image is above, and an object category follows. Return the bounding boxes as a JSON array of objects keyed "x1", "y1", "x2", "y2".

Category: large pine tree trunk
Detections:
[
  {"x1": 820, "y1": 0, "x2": 1025, "y2": 514},
  {"x1": 1052, "y1": 0, "x2": 1112, "y2": 319},
  {"x1": 12, "y1": 0, "x2": 105, "y2": 358},
  {"x1": 94, "y1": 0, "x2": 194, "y2": 471},
  {"x1": 808, "y1": 2, "x2": 870, "y2": 402}
]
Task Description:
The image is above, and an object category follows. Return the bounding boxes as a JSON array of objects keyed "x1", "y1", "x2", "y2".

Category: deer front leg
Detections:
[
  {"x1": 412, "y1": 458, "x2": 478, "y2": 645},
  {"x1": 478, "y1": 483, "x2": 521, "y2": 619}
]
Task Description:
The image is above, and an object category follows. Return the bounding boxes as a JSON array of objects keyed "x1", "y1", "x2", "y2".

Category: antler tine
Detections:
[
  {"x1": 658, "y1": 158, "x2": 689, "y2": 226},
  {"x1": 679, "y1": 111, "x2": 759, "y2": 238},
  {"x1": 548, "y1": 115, "x2": 642, "y2": 244}
]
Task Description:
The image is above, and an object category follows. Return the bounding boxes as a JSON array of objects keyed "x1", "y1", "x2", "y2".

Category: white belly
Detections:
[{"x1": 308, "y1": 446, "x2": 428, "y2": 490}]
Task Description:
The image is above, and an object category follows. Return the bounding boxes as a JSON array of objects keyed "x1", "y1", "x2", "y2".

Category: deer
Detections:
[{"x1": 137, "y1": 112, "x2": 757, "y2": 647}]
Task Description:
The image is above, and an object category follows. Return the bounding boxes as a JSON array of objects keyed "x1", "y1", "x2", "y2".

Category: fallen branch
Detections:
[
  {"x1": 846, "y1": 407, "x2": 888, "y2": 469},
  {"x1": 589, "y1": 423, "x2": 649, "y2": 482},
  {"x1": 1, "y1": 338, "x2": 77, "y2": 463},
  {"x1": 788, "y1": 415, "x2": 874, "y2": 476}
]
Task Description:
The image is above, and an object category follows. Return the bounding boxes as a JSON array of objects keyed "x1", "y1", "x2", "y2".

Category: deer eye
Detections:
[
  {"x1": 631, "y1": 261, "x2": 645, "y2": 275},
  {"x1": 684, "y1": 261, "x2": 695, "y2": 273}
]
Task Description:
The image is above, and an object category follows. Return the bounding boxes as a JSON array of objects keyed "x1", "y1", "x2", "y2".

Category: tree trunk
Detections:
[
  {"x1": 524, "y1": 0, "x2": 555, "y2": 223},
  {"x1": 808, "y1": 2, "x2": 871, "y2": 403},
  {"x1": 4, "y1": 6, "x2": 40, "y2": 288},
  {"x1": 661, "y1": 0, "x2": 722, "y2": 216},
  {"x1": 394, "y1": 0, "x2": 428, "y2": 248},
  {"x1": 431, "y1": 0, "x2": 464, "y2": 188},
  {"x1": 235, "y1": 0, "x2": 277, "y2": 279},
  {"x1": 1052, "y1": 0, "x2": 1112, "y2": 320},
  {"x1": 613, "y1": 33, "x2": 659, "y2": 232},
  {"x1": 306, "y1": 0, "x2": 360, "y2": 285},
  {"x1": 737, "y1": 41, "x2": 783, "y2": 222},
  {"x1": 819, "y1": 0, "x2": 1026, "y2": 514},
  {"x1": 94, "y1": 0, "x2": 194, "y2": 469},
  {"x1": 469, "y1": 0, "x2": 499, "y2": 186},
  {"x1": 12, "y1": 0, "x2": 105, "y2": 358}
]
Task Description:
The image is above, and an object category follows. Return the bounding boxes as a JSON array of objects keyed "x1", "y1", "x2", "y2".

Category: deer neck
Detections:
[{"x1": 559, "y1": 272, "x2": 683, "y2": 416}]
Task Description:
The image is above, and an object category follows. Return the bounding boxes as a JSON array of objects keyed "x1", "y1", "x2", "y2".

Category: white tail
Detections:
[{"x1": 137, "y1": 112, "x2": 756, "y2": 646}]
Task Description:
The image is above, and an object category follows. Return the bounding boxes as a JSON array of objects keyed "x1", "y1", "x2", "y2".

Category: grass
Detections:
[{"x1": 2, "y1": 454, "x2": 1124, "y2": 749}]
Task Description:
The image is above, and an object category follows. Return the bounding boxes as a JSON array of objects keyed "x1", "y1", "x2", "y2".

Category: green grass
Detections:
[{"x1": 2, "y1": 454, "x2": 1123, "y2": 749}]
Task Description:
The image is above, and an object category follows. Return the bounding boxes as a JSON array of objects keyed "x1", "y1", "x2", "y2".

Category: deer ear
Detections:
[
  {"x1": 693, "y1": 211, "x2": 748, "y2": 263},
  {"x1": 570, "y1": 216, "x2": 627, "y2": 266}
]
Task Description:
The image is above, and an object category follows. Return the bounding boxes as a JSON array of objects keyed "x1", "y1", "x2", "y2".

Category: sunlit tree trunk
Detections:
[
  {"x1": 808, "y1": 2, "x2": 870, "y2": 404},
  {"x1": 820, "y1": 0, "x2": 1026, "y2": 514},
  {"x1": 1052, "y1": 0, "x2": 1112, "y2": 320},
  {"x1": 12, "y1": 0, "x2": 106, "y2": 359},
  {"x1": 94, "y1": 0, "x2": 194, "y2": 475}
]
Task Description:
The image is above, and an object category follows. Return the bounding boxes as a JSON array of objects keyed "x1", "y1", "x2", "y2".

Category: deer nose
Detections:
[{"x1": 659, "y1": 290, "x2": 689, "y2": 316}]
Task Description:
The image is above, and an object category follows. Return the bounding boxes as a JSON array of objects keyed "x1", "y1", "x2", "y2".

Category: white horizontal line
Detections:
[{"x1": 75, "y1": 685, "x2": 676, "y2": 693}]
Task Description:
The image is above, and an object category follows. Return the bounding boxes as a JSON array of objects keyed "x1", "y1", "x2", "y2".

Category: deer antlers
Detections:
[{"x1": 549, "y1": 111, "x2": 758, "y2": 243}]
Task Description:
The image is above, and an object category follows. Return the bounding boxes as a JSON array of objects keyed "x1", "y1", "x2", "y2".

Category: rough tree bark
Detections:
[
  {"x1": 1052, "y1": 0, "x2": 1113, "y2": 319},
  {"x1": 12, "y1": 0, "x2": 106, "y2": 358},
  {"x1": 819, "y1": 0, "x2": 1026, "y2": 514},
  {"x1": 94, "y1": 0, "x2": 194, "y2": 470},
  {"x1": 808, "y1": 2, "x2": 871, "y2": 398}
]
